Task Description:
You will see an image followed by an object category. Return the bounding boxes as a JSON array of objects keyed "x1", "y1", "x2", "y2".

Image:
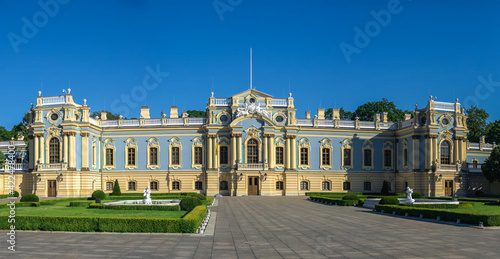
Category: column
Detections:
[
  {"x1": 432, "y1": 135, "x2": 438, "y2": 165},
  {"x1": 285, "y1": 136, "x2": 291, "y2": 170},
  {"x1": 39, "y1": 134, "x2": 44, "y2": 164},
  {"x1": 454, "y1": 136, "x2": 459, "y2": 164},
  {"x1": 81, "y1": 133, "x2": 89, "y2": 170},
  {"x1": 263, "y1": 134, "x2": 268, "y2": 164},
  {"x1": 237, "y1": 134, "x2": 242, "y2": 164},
  {"x1": 69, "y1": 132, "x2": 76, "y2": 169},
  {"x1": 207, "y1": 135, "x2": 213, "y2": 169},
  {"x1": 34, "y1": 134, "x2": 39, "y2": 165},
  {"x1": 63, "y1": 133, "x2": 69, "y2": 164},
  {"x1": 212, "y1": 136, "x2": 217, "y2": 169},
  {"x1": 413, "y1": 135, "x2": 419, "y2": 171},
  {"x1": 231, "y1": 133, "x2": 237, "y2": 168},
  {"x1": 291, "y1": 136, "x2": 297, "y2": 170},
  {"x1": 425, "y1": 136, "x2": 431, "y2": 170},
  {"x1": 269, "y1": 134, "x2": 275, "y2": 169}
]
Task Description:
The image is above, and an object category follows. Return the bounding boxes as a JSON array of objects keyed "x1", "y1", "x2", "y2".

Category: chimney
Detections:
[
  {"x1": 332, "y1": 109, "x2": 340, "y2": 120},
  {"x1": 404, "y1": 114, "x2": 411, "y2": 121},
  {"x1": 100, "y1": 111, "x2": 107, "y2": 121},
  {"x1": 140, "y1": 106, "x2": 150, "y2": 119},
  {"x1": 170, "y1": 106, "x2": 178, "y2": 118},
  {"x1": 317, "y1": 108, "x2": 325, "y2": 120},
  {"x1": 480, "y1": 136, "x2": 485, "y2": 144},
  {"x1": 182, "y1": 111, "x2": 188, "y2": 118},
  {"x1": 374, "y1": 113, "x2": 381, "y2": 122},
  {"x1": 381, "y1": 112, "x2": 388, "y2": 122},
  {"x1": 305, "y1": 111, "x2": 311, "y2": 119}
]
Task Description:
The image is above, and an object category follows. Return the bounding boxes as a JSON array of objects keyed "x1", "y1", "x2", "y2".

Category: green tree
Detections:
[
  {"x1": 486, "y1": 120, "x2": 500, "y2": 144},
  {"x1": 90, "y1": 111, "x2": 124, "y2": 120},
  {"x1": 352, "y1": 98, "x2": 410, "y2": 122},
  {"x1": 0, "y1": 153, "x2": 6, "y2": 169},
  {"x1": 325, "y1": 108, "x2": 354, "y2": 120},
  {"x1": 186, "y1": 110, "x2": 206, "y2": 118},
  {"x1": 482, "y1": 146, "x2": 500, "y2": 182},
  {"x1": 466, "y1": 106, "x2": 489, "y2": 143},
  {"x1": 0, "y1": 127, "x2": 13, "y2": 141},
  {"x1": 112, "y1": 179, "x2": 121, "y2": 196}
]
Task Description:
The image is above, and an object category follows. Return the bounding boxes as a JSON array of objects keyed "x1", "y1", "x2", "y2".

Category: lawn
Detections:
[
  {"x1": 0, "y1": 199, "x2": 187, "y2": 218},
  {"x1": 453, "y1": 202, "x2": 500, "y2": 215}
]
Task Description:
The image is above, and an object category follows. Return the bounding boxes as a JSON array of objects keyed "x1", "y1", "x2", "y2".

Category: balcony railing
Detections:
[
  {"x1": 297, "y1": 119, "x2": 314, "y2": 127},
  {"x1": 380, "y1": 122, "x2": 395, "y2": 130},
  {"x1": 41, "y1": 96, "x2": 66, "y2": 106},
  {"x1": 400, "y1": 119, "x2": 413, "y2": 129},
  {"x1": 271, "y1": 99, "x2": 288, "y2": 107},
  {"x1": 1, "y1": 163, "x2": 27, "y2": 172},
  {"x1": 439, "y1": 164, "x2": 458, "y2": 172},
  {"x1": 214, "y1": 98, "x2": 231, "y2": 107},
  {"x1": 238, "y1": 163, "x2": 267, "y2": 171},
  {"x1": 483, "y1": 144, "x2": 494, "y2": 150},
  {"x1": 317, "y1": 120, "x2": 334, "y2": 127},
  {"x1": 434, "y1": 101, "x2": 455, "y2": 112},
  {"x1": 123, "y1": 119, "x2": 140, "y2": 127},
  {"x1": 466, "y1": 163, "x2": 482, "y2": 173},
  {"x1": 102, "y1": 120, "x2": 119, "y2": 127},
  {"x1": 37, "y1": 163, "x2": 67, "y2": 171},
  {"x1": 359, "y1": 121, "x2": 375, "y2": 129},
  {"x1": 338, "y1": 120, "x2": 355, "y2": 128},
  {"x1": 188, "y1": 118, "x2": 206, "y2": 125}
]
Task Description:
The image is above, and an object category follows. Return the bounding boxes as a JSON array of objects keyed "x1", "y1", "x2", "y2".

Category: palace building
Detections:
[{"x1": 1, "y1": 89, "x2": 498, "y2": 197}]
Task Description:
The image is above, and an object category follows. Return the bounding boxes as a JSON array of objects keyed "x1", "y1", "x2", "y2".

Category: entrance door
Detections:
[
  {"x1": 445, "y1": 180, "x2": 453, "y2": 196},
  {"x1": 248, "y1": 176, "x2": 259, "y2": 195},
  {"x1": 48, "y1": 180, "x2": 57, "y2": 197}
]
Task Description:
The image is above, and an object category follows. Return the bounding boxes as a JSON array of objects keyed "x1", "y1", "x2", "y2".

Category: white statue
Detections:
[
  {"x1": 236, "y1": 103, "x2": 269, "y2": 118},
  {"x1": 143, "y1": 186, "x2": 152, "y2": 205},
  {"x1": 406, "y1": 187, "x2": 415, "y2": 203}
]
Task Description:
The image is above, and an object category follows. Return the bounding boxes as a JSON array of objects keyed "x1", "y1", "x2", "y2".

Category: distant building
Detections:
[{"x1": 1, "y1": 89, "x2": 497, "y2": 197}]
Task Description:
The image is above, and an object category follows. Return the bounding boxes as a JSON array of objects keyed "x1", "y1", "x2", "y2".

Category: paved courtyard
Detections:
[{"x1": 1, "y1": 196, "x2": 499, "y2": 258}]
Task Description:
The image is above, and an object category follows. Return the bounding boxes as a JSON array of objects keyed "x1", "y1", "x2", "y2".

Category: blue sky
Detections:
[{"x1": 1, "y1": 0, "x2": 500, "y2": 128}]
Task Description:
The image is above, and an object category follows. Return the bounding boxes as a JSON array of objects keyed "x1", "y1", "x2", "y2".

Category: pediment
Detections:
[{"x1": 231, "y1": 89, "x2": 273, "y2": 99}]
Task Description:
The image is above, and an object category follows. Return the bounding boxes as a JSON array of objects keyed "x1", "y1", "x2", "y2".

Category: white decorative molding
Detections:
[{"x1": 236, "y1": 103, "x2": 269, "y2": 118}]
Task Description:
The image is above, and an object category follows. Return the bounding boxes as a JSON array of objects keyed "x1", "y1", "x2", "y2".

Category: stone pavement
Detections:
[{"x1": 1, "y1": 196, "x2": 499, "y2": 258}]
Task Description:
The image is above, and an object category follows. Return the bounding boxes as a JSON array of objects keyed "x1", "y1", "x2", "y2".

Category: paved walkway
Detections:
[{"x1": 1, "y1": 196, "x2": 499, "y2": 258}]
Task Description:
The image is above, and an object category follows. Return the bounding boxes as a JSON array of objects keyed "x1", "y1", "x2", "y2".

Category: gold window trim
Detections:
[
  {"x1": 319, "y1": 138, "x2": 333, "y2": 170},
  {"x1": 191, "y1": 137, "x2": 203, "y2": 170},
  {"x1": 341, "y1": 139, "x2": 353, "y2": 170},
  {"x1": 103, "y1": 138, "x2": 116, "y2": 170},
  {"x1": 219, "y1": 136, "x2": 231, "y2": 169},
  {"x1": 147, "y1": 137, "x2": 160, "y2": 170},
  {"x1": 382, "y1": 140, "x2": 394, "y2": 171},
  {"x1": 298, "y1": 138, "x2": 311, "y2": 170},
  {"x1": 124, "y1": 138, "x2": 138, "y2": 170},
  {"x1": 169, "y1": 137, "x2": 182, "y2": 169},
  {"x1": 362, "y1": 139, "x2": 374, "y2": 170}
]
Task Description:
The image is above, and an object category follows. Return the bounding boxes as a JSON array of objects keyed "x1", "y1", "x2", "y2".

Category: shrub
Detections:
[
  {"x1": 192, "y1": 193, "x2": 207, "y2": 201},
  {"x1": 89, "y1": 204, "x2": 180, "y2": 211},
  {"x1": 342, "y1": 194, "x2": 359, "y2": 201},
  {"x1": 381, "y1": 181, "x2": 390, "y2": 195},
  {"x1": 475, "y1": 190, "x2": 484, "y2": 197},
  {"x1": 0, "y1": 215, "x2": 99, "y2": 232},
  {"x1": 91, "y1": 190, "x2": 106, "y2": 200},
  {"x1": 9, "y1": 191, "x2": 19, "y2": 197},
  {"x1": 379, "y1": 197, "x2": 400, "y2": 205},
  {"x1": 412, "y1": 192, "x2": 423, "y2": 199},
  {"x1": 20, "y1": 194, "x2": 39, "y2": 202},
  {"x1": 69, "y1": 201, "x2": 92, "y2": 207},
  {"x1": 180, "y1": 197, "x2": 202, "y2": 211},
  {"x1": 112, "y1": 179, "x2": 121, "y2": 196}
]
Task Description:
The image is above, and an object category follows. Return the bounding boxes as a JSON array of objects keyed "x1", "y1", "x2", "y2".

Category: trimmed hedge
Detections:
[
  {"x1": 342, "y1": 194, "x2": 359, "y2": 201},
  {"x1": 0, "y1": 205, "x2": 207, "y2": 233},
  {"x1": 375, "y1": 204, "x2": 500, "y2": 226},
  {"x1": 91, "y1": 190, "x2": 106, "y2": 200},
  {"x1": 69, "y1": 201, "x2": 92, "y2": 207},
  {"x1": 9, "y1": 191, "x2": 19, "y2": 197},
  {"x1": 306, "y1": 192, "x2": 362, "y2": 197},
  {"x1": 20, "y1": 194, "x2": 39, "y2": 202},
  {"x1": 309, "y1": 196, "x2": 359, "y2": 206},
  {"x1": 192, "y1": 193, "x2": 207, "y2": 201},
  {"x1": 109, "y1": 192, "x2": 196, "y2": 197},
  {"x1": 400, "y1": 202, "x2": 473, "y2": 209},
  {"x1": 379, "y1": 197, "x2": 400, "y2": 205},
  {"x1": 89, "y1": 204, "x2": 180, "y2": 211},
  {"x1": 412, "y1": 192, "x2": 423, "y2": 199},
  {"x1": 180, "y1": 197, "x2": 202, "y2": 211}
]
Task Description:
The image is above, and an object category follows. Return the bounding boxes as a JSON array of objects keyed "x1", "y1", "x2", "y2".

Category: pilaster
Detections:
[{"x1": 81, "y1": 133, "x2": 89, "y2": 170}]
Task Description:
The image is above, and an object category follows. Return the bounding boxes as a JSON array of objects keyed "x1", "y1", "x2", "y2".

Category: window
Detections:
[
  {"x1": 172, "y1": 181, "x2": 180, "y2": 190},
  {"x1": 276, "y1": 147, "x2": 284, "y2": 165},
  {"x1": 194, "y1": 147, "x2": 202, "y2": 165},
  {"x1": 150, "y1": 147, "x2": 158, "y2": 165},
  {"x1": 106, "y1": 148, "x2": 114, "y2": 166},
  {"x1": 106, "y1": 182, "x2": 113, "y2": 190},
  {"x1": 322, "y1": 148, "x2": 330, "y2": 166},
  {"x1": 440, "y1": 141, "x2": 450, "y2": 164},
  {"x1": 364, "y1": 182, "x2": 371, "y2": 191},
  {"x1": 363, "y1": 149, "x2": 372, "y2": 167},
  {"x1": 50, "y1": 113, "x2": 59, "y2": 121},
  {"x1": 172, "y1": 147, "x2": 180, "y2": 165},
  {"x1": 127, "y1": 148, "x2": 136, "y2": 166},
  {"x1": 195, "y1": 181, "x2": 203, "y2": 190},
  {"x1": 472, "y1": 160, "x2": 478, "y2": 169},
  {"x1": 15, "y1": 157, "x2": 22, "y2": 163},
  {"x1": 220, "y1": 146, "x2": 228, "y2": 164},
  {"x1": 343, "y1": 182, "x2": 351, "y2": 191},
  {"x1": 300, "y1": 148, "x2": 308, "y2": 165},
  {"x1": 128, "y1": 181, "x2": 136, "y2": 191},
  {"x1": 92, "y1": 145, "x2": 96, "y2": 166},
  {"x1": 300, "y1": 181, "x2": 309, "y2": 190},
  {"x1": 220, "y1": 181, "x2": 228, "y2": 190},
  {"x1": 384, "y1": 150, "x2": 392, "y2": 167},
  {"x1": 276, "y1": 181, "x2": 284, "y2": 190},
  {"x1": 247, "y1": 139, "x2": 258, "y2": 163},
  {"x1": 49, "y1": 138, "x2": 60, "y2": 163},
  {"x1": 403, "y1": 148, "x2": 408, "y2": 167},
  {"x1": 150, "y1": 181, "x2": 158, "y2": 191},
  {"x1": 344, "y1": 148, "x2": 351, "y2": 166},
  {"x1": 322, "y1": 181, "x2": 331, "y2": 191},
  {"x1": 275, "y1": 115, "x2": 284, "y2": 123}
]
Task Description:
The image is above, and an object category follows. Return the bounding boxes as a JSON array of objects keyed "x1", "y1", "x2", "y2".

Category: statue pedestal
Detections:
[
  {"x1": 143, "y1": 198, "x2": 152, "y2": 205},
  {"x1": 406, "y1": 199, "x2": 415, "y2": 204}
]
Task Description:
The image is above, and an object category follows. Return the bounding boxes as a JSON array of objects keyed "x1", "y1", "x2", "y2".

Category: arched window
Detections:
[
  {"x1": 247, "y1": 139, "x2": 258, "y2": 163},
  {"x1": 49, "y1": 138, "x2": 60, "y2": 164},
  {"x1": 440, "y1": 141, "x2": 450, "y2": 164}
]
